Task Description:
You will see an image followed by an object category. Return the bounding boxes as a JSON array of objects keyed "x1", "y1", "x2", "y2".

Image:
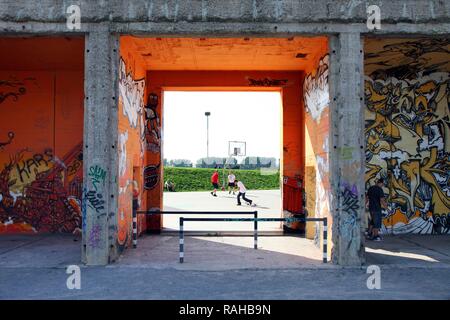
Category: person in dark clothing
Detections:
[{"x1": 366, "y1": 178, "x2": 387, "y2": 241}]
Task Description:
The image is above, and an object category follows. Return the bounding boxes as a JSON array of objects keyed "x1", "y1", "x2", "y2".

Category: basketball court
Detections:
[{"x1": 163, "y1": 189, "x2": 282, "y2": 232}]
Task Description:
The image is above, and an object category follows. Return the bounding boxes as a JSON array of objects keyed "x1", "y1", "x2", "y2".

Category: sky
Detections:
[{"x1": 163, "y1": 91, "x2": 282, "y2": 165}]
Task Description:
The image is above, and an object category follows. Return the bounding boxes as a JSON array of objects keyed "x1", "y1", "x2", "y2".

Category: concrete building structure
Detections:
[{"x1": 0, "y1": 0, "x2": 448, "y2": 266}]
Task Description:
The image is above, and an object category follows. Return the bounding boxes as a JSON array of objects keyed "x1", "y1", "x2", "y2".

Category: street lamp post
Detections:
[{"x1": 205, "y1": 111, "x2": 211, "y2": 158}]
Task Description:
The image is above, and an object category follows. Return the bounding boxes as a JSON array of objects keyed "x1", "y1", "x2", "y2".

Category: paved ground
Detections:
[
  {"x1": 163, "y1": 190, "x2": 283, "y2": 232},
  {"x1": 1, "y1": 191, "x2": 449, "y2": 299},
  {"x1": 0, "y1": 233, "x2": 449, "y2": 299}
]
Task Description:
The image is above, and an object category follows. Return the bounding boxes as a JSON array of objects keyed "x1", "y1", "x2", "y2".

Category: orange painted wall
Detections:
[
  {"x1": 0, "y1": 37, "x2": 84, "y2": 234},
  {"x1": 303, "y1": 40, "x2": 331, "y2": 251},
  {"x1": 144, "y1": 71, "x2": 304, "y2": 229},
  {"x1": 118, "y1": 37, "x2": 148, "y2": 249}
]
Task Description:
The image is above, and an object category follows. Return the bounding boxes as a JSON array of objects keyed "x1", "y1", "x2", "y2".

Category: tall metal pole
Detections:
[{"x1": 205, "y1": 112, "x2": 210, "y2": 158}]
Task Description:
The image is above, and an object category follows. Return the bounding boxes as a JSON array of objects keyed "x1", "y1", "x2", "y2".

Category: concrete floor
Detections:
[
  {"x1": 0, "y1": 233, "x2": 449, "y2": 299},
  {"x1": 1, "y1": 191, "x2": 449, "y2": 299}
]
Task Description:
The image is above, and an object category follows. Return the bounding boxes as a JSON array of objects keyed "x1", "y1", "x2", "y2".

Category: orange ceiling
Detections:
[
  {"x1": 124, "y1": 36, "x2": 328, "y2": 71},
  {"x1": 0, "y1": 37, "x2": 84, "y2": 70}
]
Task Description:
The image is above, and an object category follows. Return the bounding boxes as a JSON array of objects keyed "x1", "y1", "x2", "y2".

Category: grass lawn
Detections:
[{"x1": 164, "y1": 167, "x2": 280, "y2": 192}]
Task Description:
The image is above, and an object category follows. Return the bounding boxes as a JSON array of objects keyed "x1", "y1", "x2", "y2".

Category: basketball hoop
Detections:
[
  {"x1": 222, "y1": 141, "x2": 246, "y2": 189},
  {"x1": 228, "y1": 141, "x2": 246, "y2": 157}
]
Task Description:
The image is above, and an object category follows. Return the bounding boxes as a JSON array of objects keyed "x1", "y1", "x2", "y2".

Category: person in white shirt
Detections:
[
  {"x1": 227, "y1": 171, "x2": 237, "y2": 195},
  {"x1": 235, "y1": 179, "x2": 256, "y2": 206}
]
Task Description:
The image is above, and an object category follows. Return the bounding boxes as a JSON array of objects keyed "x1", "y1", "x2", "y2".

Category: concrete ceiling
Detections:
[{"x1": 126, "y1": 36, "x2": 328, "y2": 71}]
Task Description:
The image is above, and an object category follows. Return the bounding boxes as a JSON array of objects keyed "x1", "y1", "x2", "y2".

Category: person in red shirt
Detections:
[{"x1": 210, "y1": 169, "x2": 219, "y2": 197}]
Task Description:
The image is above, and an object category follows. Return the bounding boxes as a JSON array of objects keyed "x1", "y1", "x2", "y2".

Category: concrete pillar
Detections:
[
  {"x1": 328, "y1": 33, "x2": 365, "y2": 266},
  {"x1": 82, "y1": 30, "x2": 119, "y2": 265}
]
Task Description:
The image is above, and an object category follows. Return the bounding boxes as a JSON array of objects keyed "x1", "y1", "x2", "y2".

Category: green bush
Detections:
[{"x1": 164, "y1": 167, "x2": 280, "y2": 192}]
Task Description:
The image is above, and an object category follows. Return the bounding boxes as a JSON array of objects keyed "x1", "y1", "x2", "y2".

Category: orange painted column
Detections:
[
  {"x1": 281, "y1": 73, "x2": 306, "y2": 231},
  {"x1": 144, "y1": 87, "x2": 163, "y2": 232},
  {"x1": 117, "y1": 36, "x2": 148, "y2": 247}
]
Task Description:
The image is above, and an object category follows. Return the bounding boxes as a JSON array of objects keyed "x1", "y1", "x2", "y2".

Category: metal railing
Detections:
[
  {"x1": 133, "y1": 210, "x2": 257, "y2": 249},
  {"x1": 179, "y1": 216, "x2": 328, "y2": 263}
]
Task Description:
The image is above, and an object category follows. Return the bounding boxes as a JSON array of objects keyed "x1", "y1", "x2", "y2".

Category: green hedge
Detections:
[{"x1": 164, "y1": 167, "x2": 280, "y2": 192}]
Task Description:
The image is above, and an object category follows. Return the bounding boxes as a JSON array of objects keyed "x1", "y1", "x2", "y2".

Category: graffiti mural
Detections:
[
  {"x1": 144, "y1": 93, "x2": 161, "y2": 153},
  {"x1": 365, "y1": 38, "x2": 450, "y2": 234},
  {"x1": 119, "y1": 58, "x2": 146, "y2": 128},
  {"x1": 304, "y1": 54, "x2": 329, "y2": 122},
  {"x1": 0, "y1": 132, "x2": 14, "y2": 150},
  {"x1": 0, "y1": 78, "x2": 33, "y2": 105},
  {"x1": 117, "y1": 52, "x2": 147, "y2": 250},
  {"x1": 247, "y1": 77, "x2": 288, "y2": 87},
  {"x1": 143, "y1": 163, "x2": 160, "y2": 190},
  {"x1": 0, "y1": 143, "x2": 83, "y2": 233},
  {"x1": 304, "y1": 53, "x2": 331, "y2": 248}
]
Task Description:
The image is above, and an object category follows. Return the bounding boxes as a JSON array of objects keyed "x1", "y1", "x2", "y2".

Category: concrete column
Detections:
[
  {"x1": 82, "y1": 29, "x2": 119, "y2": 265},
  {"x1": 328, "y1": 33, "x2": 365, "y2": 266}
]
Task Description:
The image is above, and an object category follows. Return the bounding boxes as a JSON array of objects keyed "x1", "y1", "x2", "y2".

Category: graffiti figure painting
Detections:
[
  {"x1": 365, "y1": 38, "x2": 450, "y2": 234},
  {"x1": 144, "y1": 93, "x2": 161, "y2": 153}
]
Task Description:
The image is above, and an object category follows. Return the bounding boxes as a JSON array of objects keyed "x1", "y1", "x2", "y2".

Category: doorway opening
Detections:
[
  {"x1": 118, "y1": 35, "x2": 331, "y2": 264},
  {"x1": 162, "y1": 90, "x2": 282, "y2": 233}
]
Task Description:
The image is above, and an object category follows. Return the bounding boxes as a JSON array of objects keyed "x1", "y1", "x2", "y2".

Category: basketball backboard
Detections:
[{"x1": 228, "y1": 141, "x2": 246, "y2": 157}]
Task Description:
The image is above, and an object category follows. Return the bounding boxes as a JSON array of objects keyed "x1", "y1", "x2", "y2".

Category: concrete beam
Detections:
[
  {"x1": 0, "y1": 1, "x2": 448, "y2": 24},
  {"x1": 82, "y1": 29, "x2": 119, "y2": 265},
  {"x1": 329, "y1": 32, "x2": 365, "y2": 266},
  {"x1": 1, "y1": 21, "x2": 449, "y2": 37}
]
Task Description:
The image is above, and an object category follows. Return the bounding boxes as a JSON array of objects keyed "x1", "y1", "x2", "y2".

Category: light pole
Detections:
[{"x1": 205, "y1": 111, "x2": 211, "y2": 158}]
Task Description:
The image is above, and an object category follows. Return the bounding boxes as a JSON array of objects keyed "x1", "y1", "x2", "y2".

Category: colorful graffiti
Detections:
[
  {"x1": 0, "y1": 70, "x2": 83, "y2": 234},
  {"x1": 117, "y1": 53, "x2": 147, "y2": 250},
  {"x1": 365, "y1": 38, "x2": 450, "y2": 234},
  {"x1": 0, "y1": 143, "x2": 83, "y2": 233},
  {"x1": 304, "y1": 53, "x2": 331, "y2": 245},
  {"x1": 119, "y1": 58, "x2": 146, "y2": 128},
  {"x1": 144, "y1": 93, "x2": 161, "y2": 153},
  {"x1": 143, "y1": 164, "x2": 160, "y2": 190},
  {"x1": 304, "y1": 54, "x2": 329, "y2": 122}
]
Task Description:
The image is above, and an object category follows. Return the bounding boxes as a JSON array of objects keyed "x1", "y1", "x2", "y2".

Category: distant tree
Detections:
[
  {"x1": 240, "y1": 157, "x2": 277, "y2": 169},
  {"x1": 171, "y1": 159, "x2": 193, "y2": 167},
  {"x1": 196, "y1": 157, "x2": 226, "y2": 168}
]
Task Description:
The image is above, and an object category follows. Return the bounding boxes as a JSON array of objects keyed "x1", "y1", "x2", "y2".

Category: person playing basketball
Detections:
[
  {"x1": 235, "y1": 179, "x2": 256, "y2": 206},
  {"x1": 210, "y1": 169, "x2": 219, "y2": 197},
  {"x1": 227, "y1": 171, "x2": 237, "y2": 195}
]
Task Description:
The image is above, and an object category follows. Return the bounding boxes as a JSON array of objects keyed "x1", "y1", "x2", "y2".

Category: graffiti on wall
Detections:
[
  {"x1": 0, "y1": 143, "x2": 83, "y2": 233},
  {"x1": 143, "y1": 163, "x2": 160, "y2": 190},
  {"x1": 365, "y1": 38, "x2": 450, "y2": 234},
  {"x1": 0, "y1": 132, "x2": 14, "y2": 150},
  {"x1": 117, "y1": 55, "x2": 147, "y2": 250},
  {"x1": 119, "y1": 58, "x2": 146, "y2": 128},
  {"x1": 304, "y1": 54, "x2": 329, "y2": 122},
  {"x1": 144, "y1": 93, "x2": 161, "y2": 154},
  {"x1": 0, "y1": 78, "x2": 34, "y2": 105},
  {"x1": 118, "y1": 130, "x2": 129, "y2": 178},
  {"x1": 304, "y1": 53, "x2": 331, "y2": 244},
  {"x1": 247, "y1": 77, "x2": 288, "y2": 87}
]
